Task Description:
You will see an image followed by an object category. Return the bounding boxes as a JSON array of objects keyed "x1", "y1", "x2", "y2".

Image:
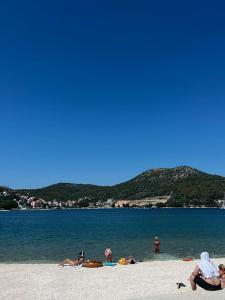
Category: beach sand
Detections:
[{"x1": 0, "y1": 259, "x2": 224, "y2": 300}]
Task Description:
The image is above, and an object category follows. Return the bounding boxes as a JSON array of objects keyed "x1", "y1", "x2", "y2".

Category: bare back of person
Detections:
[{"x1": 189, "y1": 252, "x2": 222, "y2": 291}]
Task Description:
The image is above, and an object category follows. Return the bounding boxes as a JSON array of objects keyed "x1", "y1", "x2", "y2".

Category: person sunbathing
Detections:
[
  {"x1": 189, "y1": 252, "x2": 222, "y2": 291},
  {"x1": 126, "y1": 256, "x2": 136, "y2": 264},
  {"x1": 58, "y1": 251, "x2": 84, "y2": 267},
  {"x1": 118, "y1": 256, "x2": 136, "y2": 265}
]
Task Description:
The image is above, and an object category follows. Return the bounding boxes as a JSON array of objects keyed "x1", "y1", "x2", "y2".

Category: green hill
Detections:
[
  {"x1": 0, "y1": 186, "x2": 18, "y2": 210},
  {"x1": 18, "y1": 166, "x2": 225, "y2": 207},
  {"x1": 112, "y1": 166, "x2": 225, "y2": 206},
  {"x1": 19, "y1": 183, "x2": 112, "y2": 202}
]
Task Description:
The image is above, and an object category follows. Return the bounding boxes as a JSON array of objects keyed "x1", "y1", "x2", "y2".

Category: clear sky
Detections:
[{"x1": 1, "y1": 0, "x2": 225, "y2": 188}]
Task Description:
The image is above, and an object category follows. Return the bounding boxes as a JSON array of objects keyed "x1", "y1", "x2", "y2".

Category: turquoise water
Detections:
[{"x1": 0, "y1": 208, "x2": 225, "y2": 263}]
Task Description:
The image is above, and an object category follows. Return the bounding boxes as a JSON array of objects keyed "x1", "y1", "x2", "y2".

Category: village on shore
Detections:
[
  {"x1": 0, "y1": 188, "x2": 171, "y2": 209},
  {"x1": 1, "y1": 188, "x2": 225, "y2": 210}
]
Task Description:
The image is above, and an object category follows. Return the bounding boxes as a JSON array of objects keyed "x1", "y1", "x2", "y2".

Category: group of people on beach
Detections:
[
  {"x1": 58, "y1": 248, "x2": 136, "y2": 267},
  {"x1": 58, "y1": 238, "x2": 225, "y2": 293},
  {"x1": 59, "y1": 237, "x2": 160, "y2": 267}
]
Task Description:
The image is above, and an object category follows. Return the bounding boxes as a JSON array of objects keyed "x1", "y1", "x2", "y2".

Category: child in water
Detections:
[{"x1": 153, "y1": 237, "x2": 160, "y2": 253}]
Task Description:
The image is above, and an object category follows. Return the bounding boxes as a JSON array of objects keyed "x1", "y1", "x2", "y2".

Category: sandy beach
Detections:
[{"x1": 0, "y1": 258, "x2": 224, "y2": 300}]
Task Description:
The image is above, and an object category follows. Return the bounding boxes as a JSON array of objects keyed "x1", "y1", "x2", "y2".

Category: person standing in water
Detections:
[
  {"x1": 105, "y1": 248, "x2": 113, "y2": 262},
  {"x1": 153, "y1": 237, "x2": 160, "y2": 253}
]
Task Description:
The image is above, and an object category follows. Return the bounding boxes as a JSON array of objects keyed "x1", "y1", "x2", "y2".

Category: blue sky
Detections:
[{"x1": 0, "y1": 0, "x2": 225, "y2": 188}]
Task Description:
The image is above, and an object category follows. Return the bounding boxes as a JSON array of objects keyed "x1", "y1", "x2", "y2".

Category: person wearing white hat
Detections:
[{"x1": 189, "y1": 252, "x2": 223, "y2": 291}]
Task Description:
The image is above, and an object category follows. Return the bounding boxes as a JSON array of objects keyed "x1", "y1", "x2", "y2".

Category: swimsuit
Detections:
[{"x1": 194, "y1": 275, "x2": 222, "y2": 291}]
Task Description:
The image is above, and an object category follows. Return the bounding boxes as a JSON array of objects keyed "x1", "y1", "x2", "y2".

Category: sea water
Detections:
[{"x1": 0, "y1": 208, "x2": 224, "y2": 263}]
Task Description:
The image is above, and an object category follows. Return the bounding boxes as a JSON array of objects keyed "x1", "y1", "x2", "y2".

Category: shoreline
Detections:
[
  {"x1": 1, "y1": 206, "x2": 223, "y2": 212},
  {"x1": 1, "y1": 259, "x2": 225, "y2": 300},
  {"x1": 2, "y1": 254, "x2": 225, "y2": 264}
]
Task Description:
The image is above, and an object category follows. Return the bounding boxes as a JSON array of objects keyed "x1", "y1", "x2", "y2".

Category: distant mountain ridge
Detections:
[{"x1": 17, "y1": 166, "x2": 225, "y2": 207}]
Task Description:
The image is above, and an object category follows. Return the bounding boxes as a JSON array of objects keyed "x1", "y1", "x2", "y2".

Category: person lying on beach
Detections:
[
  {"x1": 118, "y1": 256, "x2": 136, "y2": 265},
  {"x1": 58, "y1": 251, "x2": 84, "y2": 267},
  {"x1": 105, "y1": 248, "x2": 113, "y2": 262},
  {"x1": 126, "y1": 256, "x2": 136, "y2": 264},
  {"x1": 189, "y1": 252, "x2": 223, "y2": 291}
]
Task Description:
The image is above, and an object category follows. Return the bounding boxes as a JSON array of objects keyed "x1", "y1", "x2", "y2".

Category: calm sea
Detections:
[{"x1": 0, "y1": 208, "x2": 224, "y2": 263}]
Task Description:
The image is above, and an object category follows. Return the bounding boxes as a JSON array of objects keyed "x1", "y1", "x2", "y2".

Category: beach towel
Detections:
[
  {"x1": 198, "y1": 252, "x2": 219, "y2": 278},
  {"x1": 103, "y1": 262, "x2": 117, "y2": 266}
]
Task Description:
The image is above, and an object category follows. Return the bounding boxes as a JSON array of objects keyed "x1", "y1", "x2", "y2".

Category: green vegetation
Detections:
[
  {"x1": 0, "y1": 196, "x2": 18, "y2": 210},
  {"x1": 19, "y1": 183, "x2": 112, "y2": 203},
  {"x1": 0, "y1": 186, "x2": 18, "y2": 210},
  {"x1": 17, "y1": 166, "x2": 225, "y2": 207}
]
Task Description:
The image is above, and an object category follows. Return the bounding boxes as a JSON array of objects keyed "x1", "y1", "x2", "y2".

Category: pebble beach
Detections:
[{"x1": 1, "y1": 259, "x2": 225, "y2": 300}]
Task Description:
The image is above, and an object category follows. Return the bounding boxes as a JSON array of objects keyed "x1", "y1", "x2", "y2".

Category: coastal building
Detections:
[{"x1": 31, "y1": 199, "x2": 43, "y2": 208}]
